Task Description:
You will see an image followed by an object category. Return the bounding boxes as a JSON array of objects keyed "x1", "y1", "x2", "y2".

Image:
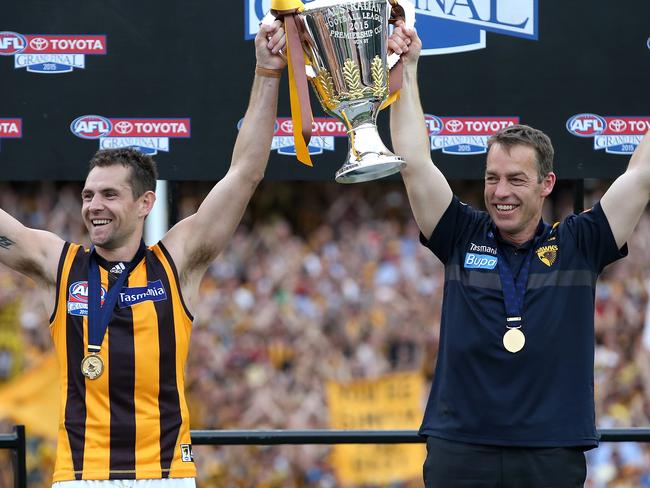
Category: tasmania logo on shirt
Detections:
[
  {"x1": 67, "y1": 281, "x2": 106, "y2": 316},
  {"x1": 118, "y1": 279, "x2": 168, "y2": 308}
]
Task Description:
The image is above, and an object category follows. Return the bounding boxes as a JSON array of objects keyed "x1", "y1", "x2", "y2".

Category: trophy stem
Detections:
[{"x1": 335, "y1": 122, "x2": 405, "y2": 184}]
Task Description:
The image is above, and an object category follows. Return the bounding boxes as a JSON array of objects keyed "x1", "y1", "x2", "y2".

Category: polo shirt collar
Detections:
[{"x1": 491, "y1": 219, "x2": 547, "y2": 251}]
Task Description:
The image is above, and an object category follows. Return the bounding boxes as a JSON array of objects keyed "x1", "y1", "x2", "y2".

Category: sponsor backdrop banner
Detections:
[{"x1": 0, "y1": 0, "x2": 647, "y2": 180}]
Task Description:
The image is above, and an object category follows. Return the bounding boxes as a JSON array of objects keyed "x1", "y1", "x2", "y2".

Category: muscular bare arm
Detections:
[
  {"x1": 389, "y1": 22, "x2": 453, "y2": 240},
  {"x1": 600, "y1": 130, "x2": 650, "y2": 249},
  {"x1": 161, "y1": 22, "x2": 285, "y2": 310},
  {"x1": 0, "y1": 208, "x2": 65, "y2": 312}
]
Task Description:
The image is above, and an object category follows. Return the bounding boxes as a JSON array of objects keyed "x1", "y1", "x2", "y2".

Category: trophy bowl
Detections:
[{"x1": 267, "y1": 0, "x2": 414, "y2": 183}]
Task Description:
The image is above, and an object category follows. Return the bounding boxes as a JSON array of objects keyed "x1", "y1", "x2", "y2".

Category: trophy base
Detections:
[
  {"x1": 334, "y1": 123, "x2": 405, "y2": 183},
  {"x1": 335, "y1": 155, "x2": 405, "y2": 184}
]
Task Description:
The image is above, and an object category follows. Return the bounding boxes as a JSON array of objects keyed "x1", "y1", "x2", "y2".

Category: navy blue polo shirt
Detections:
[{"x1": 419, "y1": 197, "x2": 627, "y2": 448}]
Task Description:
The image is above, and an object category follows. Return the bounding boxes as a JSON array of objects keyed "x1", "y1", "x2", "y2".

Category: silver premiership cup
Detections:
[{"x1": 267, "y1": 0, "x2": 414, "y2": 183}]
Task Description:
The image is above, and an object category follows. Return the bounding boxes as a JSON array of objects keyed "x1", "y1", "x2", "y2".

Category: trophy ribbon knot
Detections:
[{"x1": 271, "y1": 0, "x2": 314, "y2": 166}]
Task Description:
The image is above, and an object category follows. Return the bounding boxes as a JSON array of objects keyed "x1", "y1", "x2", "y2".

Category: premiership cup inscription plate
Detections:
[{"x1": 298, "y1": 0, "x2": 408, "y2": 183}]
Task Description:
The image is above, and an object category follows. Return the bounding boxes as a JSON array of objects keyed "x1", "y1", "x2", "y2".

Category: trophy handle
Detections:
[{"x1": 387, "y1": 0, "x2": 416, "y2": 70}]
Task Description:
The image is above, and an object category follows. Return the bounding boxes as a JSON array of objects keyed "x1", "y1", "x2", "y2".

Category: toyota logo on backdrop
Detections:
[{"x1": 30, "y1": 37, "x2": 48, "y2": 50}]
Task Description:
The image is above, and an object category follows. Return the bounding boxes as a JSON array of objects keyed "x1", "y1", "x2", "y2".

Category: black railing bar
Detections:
[
  {"x1": 599, "y1": 429, "x2": 650, "y2": 442},
  {"x1": 191, "y1": 429, "x2": 650, "y2": 445},
  {"x1": 0, "y1": 427, "x2": 25, "y2": 488},
  {"x1": 0, "y1": 433, "x2": 19, "y2": 449},
  {"x1": 191, "y1": 429, "x2": 422, "y2": 445}
]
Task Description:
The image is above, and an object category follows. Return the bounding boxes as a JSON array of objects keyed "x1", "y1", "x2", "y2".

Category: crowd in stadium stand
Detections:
[{"x1": 1, "y1": 181, "x2": 650, "y2": 487}]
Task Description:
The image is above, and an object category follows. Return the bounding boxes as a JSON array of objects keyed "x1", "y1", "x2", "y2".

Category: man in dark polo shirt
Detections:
[{"x1": 388, "y1": 22, "x2": 650, "y2": 488}]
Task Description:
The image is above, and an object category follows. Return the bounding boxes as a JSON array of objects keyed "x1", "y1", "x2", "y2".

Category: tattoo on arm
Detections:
[{"x1": 0, "y1": 236, "x2": 15, "y2": 250}]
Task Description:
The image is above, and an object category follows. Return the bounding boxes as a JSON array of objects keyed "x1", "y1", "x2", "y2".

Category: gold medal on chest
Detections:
[
  {"x1": 503, "y1": 328, "x2": 525, "y2": 353},
  {"x1": 81, "y1": 354, "x2": 104, "y2": 380}
]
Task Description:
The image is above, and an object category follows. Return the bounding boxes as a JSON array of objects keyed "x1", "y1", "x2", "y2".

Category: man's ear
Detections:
[
  {"x1": 139, "y1": 190, "x2": 157, "y2": 218},
  {"x1": 541, "y1": 171, "x2": 556, "y2": 198}
]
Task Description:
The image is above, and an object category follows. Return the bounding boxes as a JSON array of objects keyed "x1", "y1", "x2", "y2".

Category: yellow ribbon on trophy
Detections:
[
  {"x1": 271, "y1": 0, "x2": 305, "y2": 11},
  {"x1": 271, "y1": 0, "x2": 313, "y2": 167}
]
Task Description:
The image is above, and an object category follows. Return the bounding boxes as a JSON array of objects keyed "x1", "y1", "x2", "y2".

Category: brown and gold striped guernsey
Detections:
[{"x1": 49, "y1": 242, "x2": 196, "y2": 481}]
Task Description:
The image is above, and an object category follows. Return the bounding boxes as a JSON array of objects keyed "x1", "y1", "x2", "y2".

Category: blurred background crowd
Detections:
[{"x1": 0, "y1": 179, "x2": 649, "y2": 487}]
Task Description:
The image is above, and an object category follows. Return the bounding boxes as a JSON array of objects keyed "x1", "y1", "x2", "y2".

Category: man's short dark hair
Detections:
[
  {"x1": 88, "y1": 148, "x2": 158, "y2": 198},
  {"x1": 487, "y1": 124, "x2": 554, "y2": 182}
]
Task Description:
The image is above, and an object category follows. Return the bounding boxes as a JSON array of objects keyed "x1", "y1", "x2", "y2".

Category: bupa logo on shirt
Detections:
[
  {"x1": 118, "y1": 279, "x2": 168, "y2": 308},
  {"x1": 464, "y1": 253, "x2": 498, "y2": 269},
  {"x1": 67, "y1": 281, "x2": 107, "y2": 316}
]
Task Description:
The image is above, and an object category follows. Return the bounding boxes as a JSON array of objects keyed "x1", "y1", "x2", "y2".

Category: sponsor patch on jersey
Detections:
[
  {"x1": 118, "y1": 279, "x2": 167, "y2": 308},
  {"x1": 180, "y1": 444, "x2": 194, "y2": 462},
  {"x1": 536, "y1": 244, "x2": 558, "y2": 267},
  {"x1": 464, "y1": 253, "x2": 498, "y2": 269},
  {"x1": 67, "y1": 281, "x2": 107, "y2": 316},
  {"x1": 469, "y1": 242, "x2": 497, "y2": 255}
]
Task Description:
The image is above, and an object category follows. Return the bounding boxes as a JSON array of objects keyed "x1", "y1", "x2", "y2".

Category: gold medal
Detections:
[
  {"x1": 81, "y1": 354, "x2": 104, "y2": 380},
  {"x1": 503, "y1": 328, "x2": 525, "y2": 353}
]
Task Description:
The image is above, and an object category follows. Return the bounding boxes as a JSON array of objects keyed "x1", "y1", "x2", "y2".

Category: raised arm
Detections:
[
  {"x1": 600, "y1": 130, "x2": 650, "y2": 249},
  {"x1": 0, "y1": 208, "x2": 64, "y2": 289},
  {"x1": 161, "y1": 21, "x2": 285, "y2": 305},
  {"x1": 389, "y1": 22, "x2": 452, "y2": 240}
]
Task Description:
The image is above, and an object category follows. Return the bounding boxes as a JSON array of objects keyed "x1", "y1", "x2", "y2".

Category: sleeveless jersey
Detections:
[{"x1": 49, "y1": 242, "x2": 196, "y2": 481}]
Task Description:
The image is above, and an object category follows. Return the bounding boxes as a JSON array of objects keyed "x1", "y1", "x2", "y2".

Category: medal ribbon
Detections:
[
  {"x1": 87, "y1": 241, "x2": 146, "y2": 353},
  {"x1": 495, "y1": 235, "x2": 542, "y2": 326}
]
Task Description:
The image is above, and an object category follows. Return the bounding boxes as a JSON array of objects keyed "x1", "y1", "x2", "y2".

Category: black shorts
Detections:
[{"x1": 423, "y1": 436, "x2": 587, "y2": 488}]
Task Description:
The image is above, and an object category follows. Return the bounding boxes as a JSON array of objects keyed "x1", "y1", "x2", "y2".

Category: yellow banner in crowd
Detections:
[
  {"x1": 326, "y1": 371, "x2": 425, "y2": 486},
  {"x1": 0, "y1": 353, "x2": 59, "y2": 440}
]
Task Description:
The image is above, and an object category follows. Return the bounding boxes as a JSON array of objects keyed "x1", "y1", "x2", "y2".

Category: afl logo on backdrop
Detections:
[
  {"x1": 71, "y1": 115, "x2": 191, "y2": 155},
  {"x1": 567, "y1": 114, "x2": 650, "y2": 155},
  {"x1": 0, "y1": 33, "x2": 106, "y2": 73},
  {"x1": 565, "y1": 114, "x2": 606, "y2": 138},
  {"x1": 427, "y1": 116, "x2": 520, "y2": 155},
  {"x1": 425, "y1": 115, "x2": 443, "y2": 136},
  {"x1": 0, "y1": 32, "x2": 27, "y2": 55},
  {"x1": 70, "y1": 115, "x2": 113, "y2": 139}
]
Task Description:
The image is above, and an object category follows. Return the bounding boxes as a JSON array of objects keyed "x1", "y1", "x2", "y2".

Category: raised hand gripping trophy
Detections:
[{"x1": 265, "y1": 0, "x2": 415, "y2": 183}]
